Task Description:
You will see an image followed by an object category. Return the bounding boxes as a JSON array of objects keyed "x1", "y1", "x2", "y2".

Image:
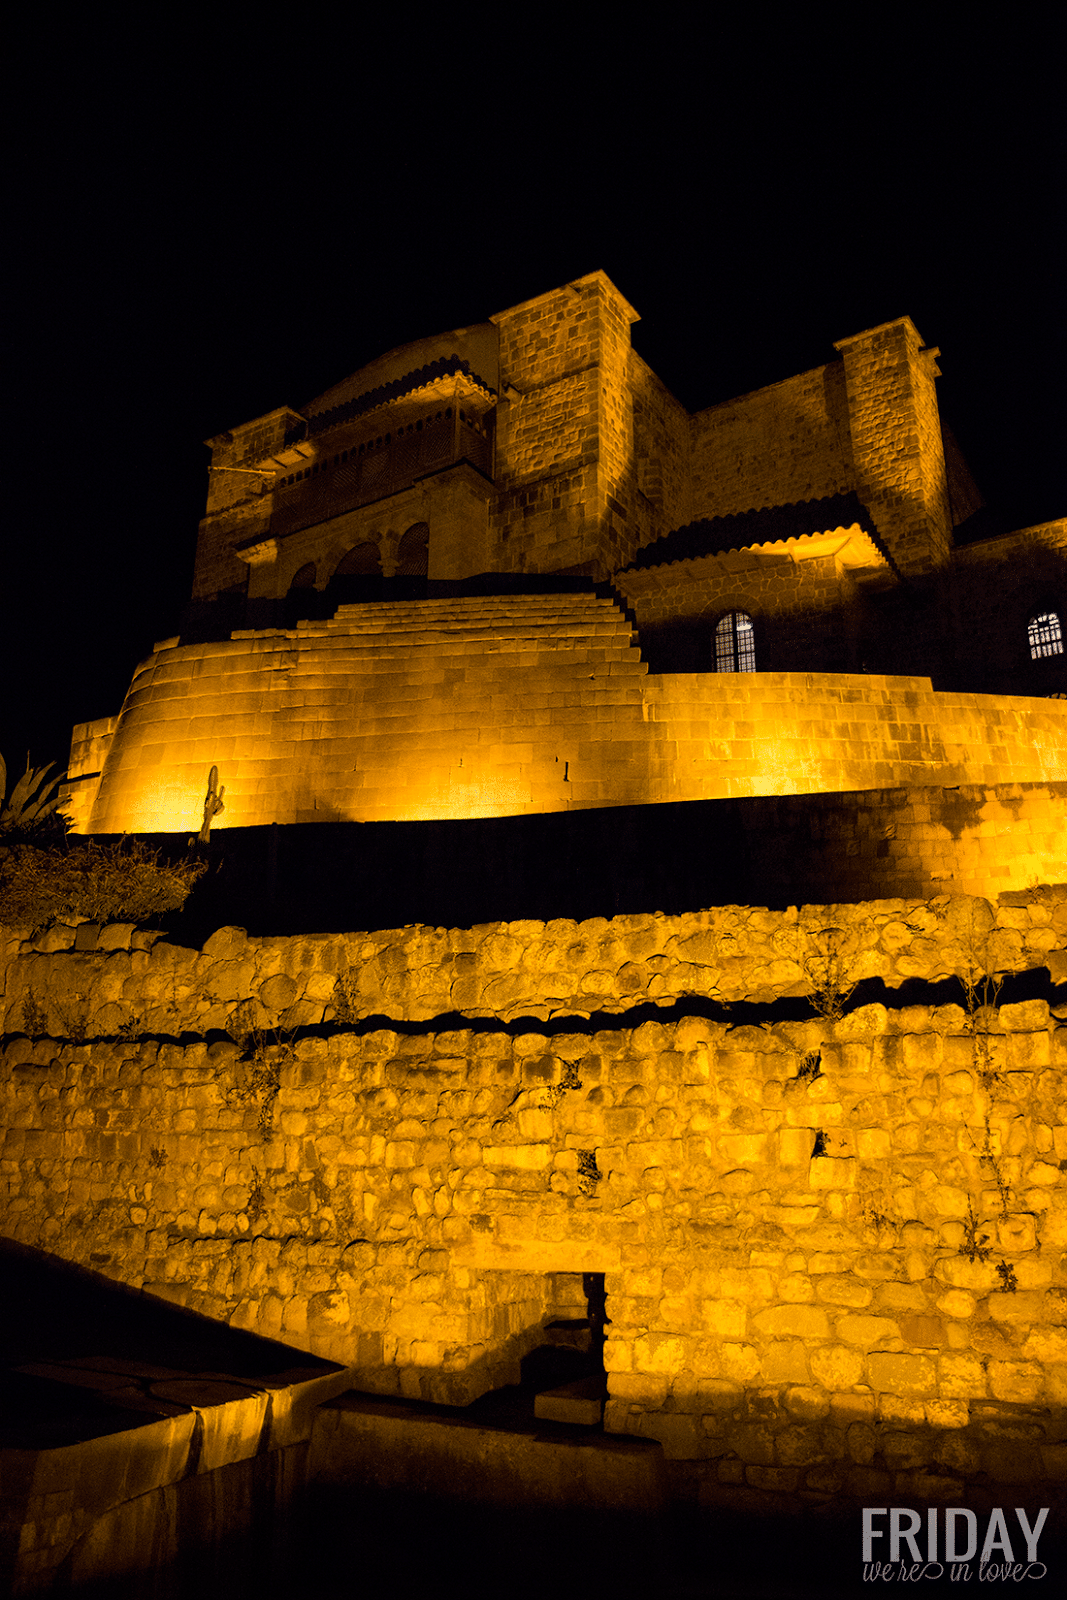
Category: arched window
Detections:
[
  {"x1": 288, "y1": 562, "x2": 316, "y2": 590},
  {"x1": 396, "y1": 521, "x2": 429, "y2": 577},
  {"x1": 333, "y1": 542, "x2": 382, "y2": 578},
  {"x1": 714, "y1": 611, "x2": 756, "y2": 672},
  {"x1": 1028, "y1": 610, "x2": 1063, "y2": 659}
]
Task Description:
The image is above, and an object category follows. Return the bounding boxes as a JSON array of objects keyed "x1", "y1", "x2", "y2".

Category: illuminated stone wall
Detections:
[
  {"x1": 734, "y1": 782, "x2": 1067, "y2": 904},
  {"x1": 950, "y1": 520, "x2": 1067, "y2": 697},
  {"x1": 489, "y1": 273, "x2": 643, "y2": 576},
  {"x1": 64, "y1": 593, "x2": 1067, "y2": 838},
  {"x1": 688, "y1": 361, "x2": 853, "y2": 531},
  {"x1": 834, "y1": 319, "x2": 953, "y2": 578},
  {"x1": 2, "y1": 894, "x2": 1066, "y2": 1506},
  {"x1": 615, "y1": 546, "x2": 863, "y2": 672},
  {"x1": 189, "y1": 275, "x2": 970, "y2": 609}
]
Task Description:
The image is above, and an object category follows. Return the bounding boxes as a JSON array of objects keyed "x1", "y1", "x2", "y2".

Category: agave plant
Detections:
[{"x1": 0, "y1": 754, "x2": 70, "y2": 835}]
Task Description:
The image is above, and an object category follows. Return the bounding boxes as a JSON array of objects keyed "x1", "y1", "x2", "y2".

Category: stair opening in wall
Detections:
[{"x1": 466, "y1": 1271, "x2": 609, "y2": 1429}]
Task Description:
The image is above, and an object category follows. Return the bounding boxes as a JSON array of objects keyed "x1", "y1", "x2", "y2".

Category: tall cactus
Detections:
[{"x1": 198, "y1": 765, "x2": 225, "y2": 843}]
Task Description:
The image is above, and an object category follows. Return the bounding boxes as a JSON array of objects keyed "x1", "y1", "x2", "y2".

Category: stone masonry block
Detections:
[
  {"x1": 751, "y1": 1305, "x2": 830, "y2": 1340},
  {"x1": 866, "y1": 1351, "x2": 937, "y2": 1395}
]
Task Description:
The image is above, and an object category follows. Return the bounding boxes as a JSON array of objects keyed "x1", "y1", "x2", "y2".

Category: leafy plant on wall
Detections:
[
  {"x1": 0, "y1": 752, "x2": 206, "y2": 931},
  {"x1": 221, "y1": 1000, "x2": 291, "y2": 1139},
  {"x1": 0, "y1": 754, "x2": 69, "y2": 836}
]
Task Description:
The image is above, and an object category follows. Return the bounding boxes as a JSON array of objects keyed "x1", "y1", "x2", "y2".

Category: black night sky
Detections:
[{"x1": 4, "y1": 18, "x2": 1064, "y2": 781}]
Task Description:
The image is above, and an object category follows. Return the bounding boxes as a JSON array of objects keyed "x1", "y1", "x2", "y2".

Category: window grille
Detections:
[
  {"x1": 1028, "y1": 611, "x2": 1063, "y2": 659},
  {"x1": 715, "y1": 611, "x2": 756, "y2": 672}
]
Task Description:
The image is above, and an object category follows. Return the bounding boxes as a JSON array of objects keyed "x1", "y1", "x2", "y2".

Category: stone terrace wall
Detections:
[
  {"x1": 738, "y1": 782, "x2": 1067, "y2": 904},
  {"x1": 65, "y1": 589, "x2": 1067, "y2": 837},
  {"x1": 4, "y1": 890, "x2": 1067, "y2": 1037},
  {"x1": 2, "y1": 895, "x2": 1067, "y2": 1512}
]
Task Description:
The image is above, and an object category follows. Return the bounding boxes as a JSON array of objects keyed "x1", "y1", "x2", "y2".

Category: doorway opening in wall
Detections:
[{"x1": 468, "y1": 1271, "x2": 609, "y2": 1429}]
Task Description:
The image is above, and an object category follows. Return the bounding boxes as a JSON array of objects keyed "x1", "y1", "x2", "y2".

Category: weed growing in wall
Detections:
[
  {"x1": 52, "y1": 993, "x2": 90, "y2": 1044},
  {"x1": 794, "y1": 1050, "x2": 823, "y2": 1084},
  {"x1": 934, "y1": 897, "x2": 1028, "y2": 1289},
  {"x1": 995, "y1": 1260, "x2": 1019, "y2": 1293},
  {"x1": 576, "y1": 1150, "x2": 602, "y2": 1196},
  {"x1": 19, "y1": 989, "x2": 48, "y2": 1038},
  {"x1": 545, "y1": 1062, "x2": 583, "y2": 1108},
  {"x1": 964, "y1": 968, "x2": 1005, "y2": 1093},
  {"x1": 331, "y1": 966, "x2": 360, "y2": 1026},
  {"x1": 960, "y1": 1198, "x2": 991, "y2": 1264},
  {"x1": 959, "y1": 983, "x2": 1022, "y2": 1287},
  {"x1": 797, "y1": 923, "x2": 858, "y2": 1023},
  {"x1": 246, "y1": 1162, "x2": 266, "y2": 1224},
  {"x1": 222, "y1": 1001, "x2": 292, "y2": 1138}
]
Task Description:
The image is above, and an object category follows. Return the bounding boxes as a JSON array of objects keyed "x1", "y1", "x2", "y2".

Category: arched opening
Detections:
[
  {"x1": 283, "y1": 562, "x2": 318, "y2": 625},
  {"x1": 334, "y1": 542, "x2": 382, "y2": 579},
  {"x1": 324, "y1": 542, "x2": 384, "y2": 608},
  {"x1": 1028, "y1": 610, "x2": 1063, "y2": 659},
  {"x1": 288, "y1": 561, "x2": 316, "y2": 589},
  {"x1": 396, "y1": 522, "x2": 429, "y2": 577},
  {"x1": 714, "y1": 610, "x2": 756, "y2": 672}
]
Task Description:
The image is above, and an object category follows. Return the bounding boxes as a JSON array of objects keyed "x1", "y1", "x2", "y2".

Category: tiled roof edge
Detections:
[
  {"x1": 621, "y1": 493, "x2": 896, "y2": 574},
  {"x1": 284, "y1": 357, "x2": 497, "y2": 447}
]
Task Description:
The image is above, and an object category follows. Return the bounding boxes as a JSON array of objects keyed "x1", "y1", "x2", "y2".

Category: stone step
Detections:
[
  {"x1": 543, "y1": 1318, "x2": 592, "y2": 1351},
  {"x1": 320, "y1": 619, "x2": 635, "y2": 641},
  {"x1": 533, "y1": 1375, "x2": 606, "y2": 1427},
  {"x1": 320, "y1": 602, "x2": 629, "y2": 631},
  {"x1": 329, "y1": 593, "x2": 622, "y2": 608},
  {"x1": 320, "y1": 627, "x2": 636, "y2": 647}
]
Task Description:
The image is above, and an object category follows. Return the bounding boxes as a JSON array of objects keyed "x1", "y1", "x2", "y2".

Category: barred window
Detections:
[
  {"x1": 1028, "y1": 611, "x2": 1063, "y2": 659},
  {"x1": 715, "y1": 611, "x2": 756, "y2": 672}
]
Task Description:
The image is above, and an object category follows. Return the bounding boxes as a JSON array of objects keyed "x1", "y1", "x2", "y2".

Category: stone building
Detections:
[
  {"x1": 65, "y1": 271, "x2": 1065, "y2": 847},
  {"x1": 7, "y1": 277, "x2": 1066, "y2": 1587}
]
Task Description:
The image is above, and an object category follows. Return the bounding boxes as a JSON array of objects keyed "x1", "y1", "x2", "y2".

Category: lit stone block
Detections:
[
  {"x1": 751, "y1": 1305, "x2": 830, "y2": 1340},
  {"x1": 700, "y1": 1300, "x2": 748, "y2": 1337},
  {"x1": 866, "y1": 1352, "x2": 937, "y2": 1395},
  {"x1": 985, "y1": 1360, "x2": 1045, "y2": 1404},
  {"x1": 483, "y1": 1144, "x2": 552, "y2": 1169}
]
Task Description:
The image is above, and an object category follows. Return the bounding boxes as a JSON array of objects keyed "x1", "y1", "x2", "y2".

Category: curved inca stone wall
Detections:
[
  {"x1": 2, "y1": 893, "x2": 1066, "y2": 1513},
  {"x1": 64, "y1": 594, "x2": 1067, "y2": 836}
]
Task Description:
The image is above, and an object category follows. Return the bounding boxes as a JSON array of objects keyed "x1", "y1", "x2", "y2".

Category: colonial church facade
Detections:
[{"x1": 65, "y1": 271, "x2": 1065, "y2": 846}]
